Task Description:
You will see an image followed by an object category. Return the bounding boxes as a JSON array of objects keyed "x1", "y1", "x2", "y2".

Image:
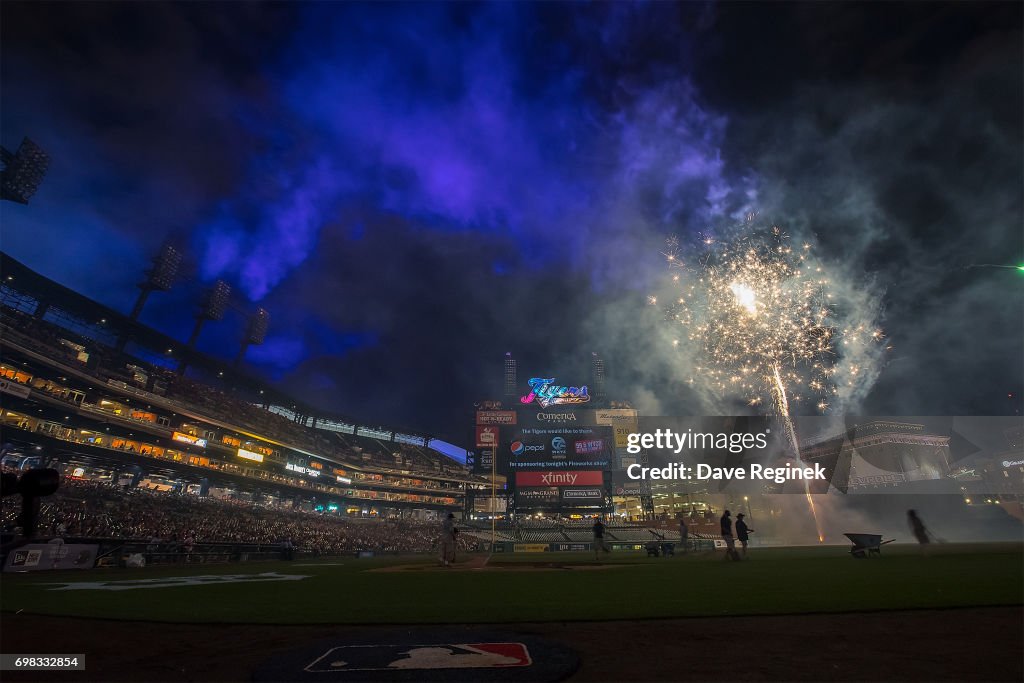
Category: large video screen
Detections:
[{"x1": 503, "y1": 424, "x2": 614, "y2": 470}]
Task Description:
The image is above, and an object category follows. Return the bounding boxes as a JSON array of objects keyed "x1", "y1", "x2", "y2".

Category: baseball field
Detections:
[
  {"x1": 1, "y1": 543, "x2": 1021, "y2": 682},
  {"x1": 2, "y1": 542, "x2": 1021, "y2": 623}
]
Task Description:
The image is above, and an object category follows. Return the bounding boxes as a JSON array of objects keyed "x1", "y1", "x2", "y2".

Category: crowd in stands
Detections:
[
  {"x1": 0, "y1": 477, "x2": 475, "y2": 555},
  {"x1": 1, "y1": 305, "x2": 471, "y2": 481},
  {"x1": 0, "y1": 309, "x2": 104, "y2": 370}
]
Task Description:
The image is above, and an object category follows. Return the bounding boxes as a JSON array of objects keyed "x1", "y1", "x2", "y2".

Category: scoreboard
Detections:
[{"x1": 474, "y1": 396, "x2": 640, "y2": 513}]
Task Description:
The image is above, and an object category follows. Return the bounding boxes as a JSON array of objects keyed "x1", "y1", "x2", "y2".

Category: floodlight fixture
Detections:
[{"x1": 1, "y1": 137, "x2": 49, "y2": 204}]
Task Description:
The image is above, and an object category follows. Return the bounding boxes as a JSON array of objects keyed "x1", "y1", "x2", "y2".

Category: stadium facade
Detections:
[{"x1": 0, "y1": 252, "x2": 484, "y2": 517}]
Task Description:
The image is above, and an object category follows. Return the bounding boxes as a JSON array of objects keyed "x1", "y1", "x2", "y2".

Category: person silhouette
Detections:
[
  {"x1": 720, "y1": 510, "x2": 739, "y2": 561},
  {"x1": 736, "y1": 513, "x2": 754, "y2": 558},
  {"x1": 592, "y1": 517, "x2": 610, "y2": 560},
  {"x1": 907, "y1": 510, "x2": 930, "y2": 545},
  {"x1": 439, "y1": 513, "x2": 457, "y2": 567}
]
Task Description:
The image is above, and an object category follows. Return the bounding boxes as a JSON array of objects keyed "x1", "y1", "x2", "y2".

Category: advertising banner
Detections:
[
  {"x1": 574, "y1": 438, "x2": 605, "y2": 454},
  {"x1": 3, "y1": 543, "x2": 98, "y2": 572},
  {"x1": 476, "y1": 425, "x2": 499, "y2": 449},
  {"x1": 595, "y1": 409, "x2": 639, "y2": 448},
  {"x1": 513, "y1": 544, "x2": 549, "y2": 553},
  {"x1": 614, "y1": 482, "x2": 643, "y2": 496},
  {"x1": 476, "y1": 449, "x2": 493, "y2": 471},
  {"x1": 504, "y1": 425, "x2": 614, "y2": 470},
  {"x1": 518, "y1": 409, "x2": 597, "y2": 427},
  {"x1": 515, "y1": 470, "x2": 604, "y2": 487},
  {"x1": 476, "y1": 411, "x2": 517, "y2": 425},
  {"x1": 560, "y1": 488, "x2": 604, "y2": 502},
  {"x1": 515, "y1": 487, "x2": 560, "y2": 505},
  {"x1": 172, "y1": 431, "x2": 208, "y2": 448},
  {"x1": 237, "y1": 448, "x2": 265, "y2": 463},
  {"x1": 0, "y1": 379, "x2": 31, "y2": 399}
]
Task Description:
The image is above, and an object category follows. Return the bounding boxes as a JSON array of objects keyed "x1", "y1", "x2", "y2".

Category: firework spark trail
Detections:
[
  {"x1": 771, "y1": 363, "x2": 824, "y2": 542},
  {"x1": 656, "y1": 219, "x2": 883, "y2": 543}
]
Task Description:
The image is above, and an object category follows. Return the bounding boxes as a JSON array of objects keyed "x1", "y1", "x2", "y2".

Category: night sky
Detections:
[{"x1": 2, "y1": 2, "x2": 1021, "y2": 445}]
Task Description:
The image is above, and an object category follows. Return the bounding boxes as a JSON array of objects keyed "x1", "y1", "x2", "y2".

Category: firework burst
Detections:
[
  {"x1": 656, "y1": 222, "x2": 882, "y2": 415},
  {"x1": 654, "y1": 219, "x2": 884, "y2": 542}
]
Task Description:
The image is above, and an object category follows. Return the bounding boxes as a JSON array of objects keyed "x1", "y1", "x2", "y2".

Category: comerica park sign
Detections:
[{"x1": 519, "y1": 378, "x2": 590, "y2": 408}]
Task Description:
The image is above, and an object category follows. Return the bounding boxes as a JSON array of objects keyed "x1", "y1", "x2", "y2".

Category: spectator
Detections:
[
  {"x1": 720, "y1": 510, "x2": 739, "y2": 561},
  {"x1": 0, "y1": 477, "x2": 479, "y2": 556},
  {"x1": 735, "y1": 513, "x2": 753, "y2": 558}
]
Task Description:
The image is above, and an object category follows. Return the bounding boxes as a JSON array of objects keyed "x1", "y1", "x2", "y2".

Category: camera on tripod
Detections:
[{"x1": 1, "y1": 468, "x2": 61, "y2": 542}]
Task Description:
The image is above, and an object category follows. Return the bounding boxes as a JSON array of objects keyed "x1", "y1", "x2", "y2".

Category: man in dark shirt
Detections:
[
  {"x1": 720, "y1": 510, "x2": 739, "y2": 561},
  {"x1": 592, "y1": 518, "x2": 610, "y2": 560},
  {"x1": 736, "y1": 513, "x2": 754, "y2": 558}
]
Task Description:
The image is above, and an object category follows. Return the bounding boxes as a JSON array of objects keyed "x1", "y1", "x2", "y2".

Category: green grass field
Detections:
[{"x1": 1, "y1": 543, "x2": 1021, "y2": 624}]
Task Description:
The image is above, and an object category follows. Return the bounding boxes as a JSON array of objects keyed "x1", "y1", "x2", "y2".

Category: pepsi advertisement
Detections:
[{"x1": 504, "y1": 425, "x2": 614, "y2": 470}]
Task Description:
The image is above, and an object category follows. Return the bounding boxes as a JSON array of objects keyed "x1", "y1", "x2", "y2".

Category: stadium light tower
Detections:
[
  {"x1": 177, "y1": 279, "x2": 231, "y2": 375},
  {"x1": 1, "y1": 137, "x2": 50, "y2": 204},
  {"x1": 235, "y1": 307, "x2": 270, "y2": 367},
  {"x1": 591, "y1": 351, "x2": 606, "y2": 401},
  {"x1": 129, "y1": 242, "x2": 182, "y2": 320},
  {"x1": 188, "y1": 279, "x2": 231, "y2": 347},
  {"x1": 503, "y1": 352, "x2": 517, "y2": 399}
]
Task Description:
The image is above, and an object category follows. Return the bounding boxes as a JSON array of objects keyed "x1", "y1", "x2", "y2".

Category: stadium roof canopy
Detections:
[{"x1": 1, "y1": 251, "x2": 466, "y2": 461}]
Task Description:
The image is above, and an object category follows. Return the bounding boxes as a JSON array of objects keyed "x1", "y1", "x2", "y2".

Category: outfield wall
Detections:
[{"x1": 490, "y1": 539, "x2": 716, "y2": 553}]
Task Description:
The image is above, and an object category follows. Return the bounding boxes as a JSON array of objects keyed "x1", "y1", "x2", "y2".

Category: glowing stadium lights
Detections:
[
  {"x1": 0, "y1": 137, "x2": 50, "y2": 205},
  {"x1": 146, "y1": 243, "x2": 181, "y2": 292},
  {"x1": 129, "y1": 242, "x2": 182, "y2": 320},
  {"x1": 246, "y1": 308, "x2": 270, "y2": 345},
  {"x1": 182, "y1": 279, "x2": 232, "y2": 374},
  {"x1": 504, "y1": 352, "x2": 518, "y2": 398},
  {"x1": 235, "y1": 307, "x2": 270, "y2": 367},
  {"x1": 200, "y1": 280, "x2": 231, "y2": 322}
]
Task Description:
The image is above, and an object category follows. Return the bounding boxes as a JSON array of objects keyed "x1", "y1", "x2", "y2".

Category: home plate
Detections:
[{"x1": 253, "y1": 630, "x2": 577, "y2": 682}]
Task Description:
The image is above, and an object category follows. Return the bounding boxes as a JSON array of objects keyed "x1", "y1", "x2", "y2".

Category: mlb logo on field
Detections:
[{"x1": 304, "y1": 643, "x2": 532, "y2": 672}]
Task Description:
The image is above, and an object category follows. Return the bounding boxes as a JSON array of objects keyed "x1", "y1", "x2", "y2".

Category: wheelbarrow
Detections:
[{"x1": 844, "y1": 533, "x2": 895, "y2": 558}]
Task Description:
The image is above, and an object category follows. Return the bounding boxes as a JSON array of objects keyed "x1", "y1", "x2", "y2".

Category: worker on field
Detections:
[
  {"x1": 678, "y1": 514, "x2": 689, "y2": 554},
  {"x1": 736, "y1": 513, "x2": 754, "y2": 558},
  {"x1": 440, "y1": 513, "x2": 457, "y2": 567},
  {"x1": 592, "y1": 517, "x2": 610, "y2": 560},
  {"x1": 907, "y1": 510, "x2": 931, "y2": 545},
  {"x1": 720, "y1": 510, "x2": 739, "y2": 561},
  {"x1": 182, "y1": 530, "x2": 195, "y2": 563}
]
